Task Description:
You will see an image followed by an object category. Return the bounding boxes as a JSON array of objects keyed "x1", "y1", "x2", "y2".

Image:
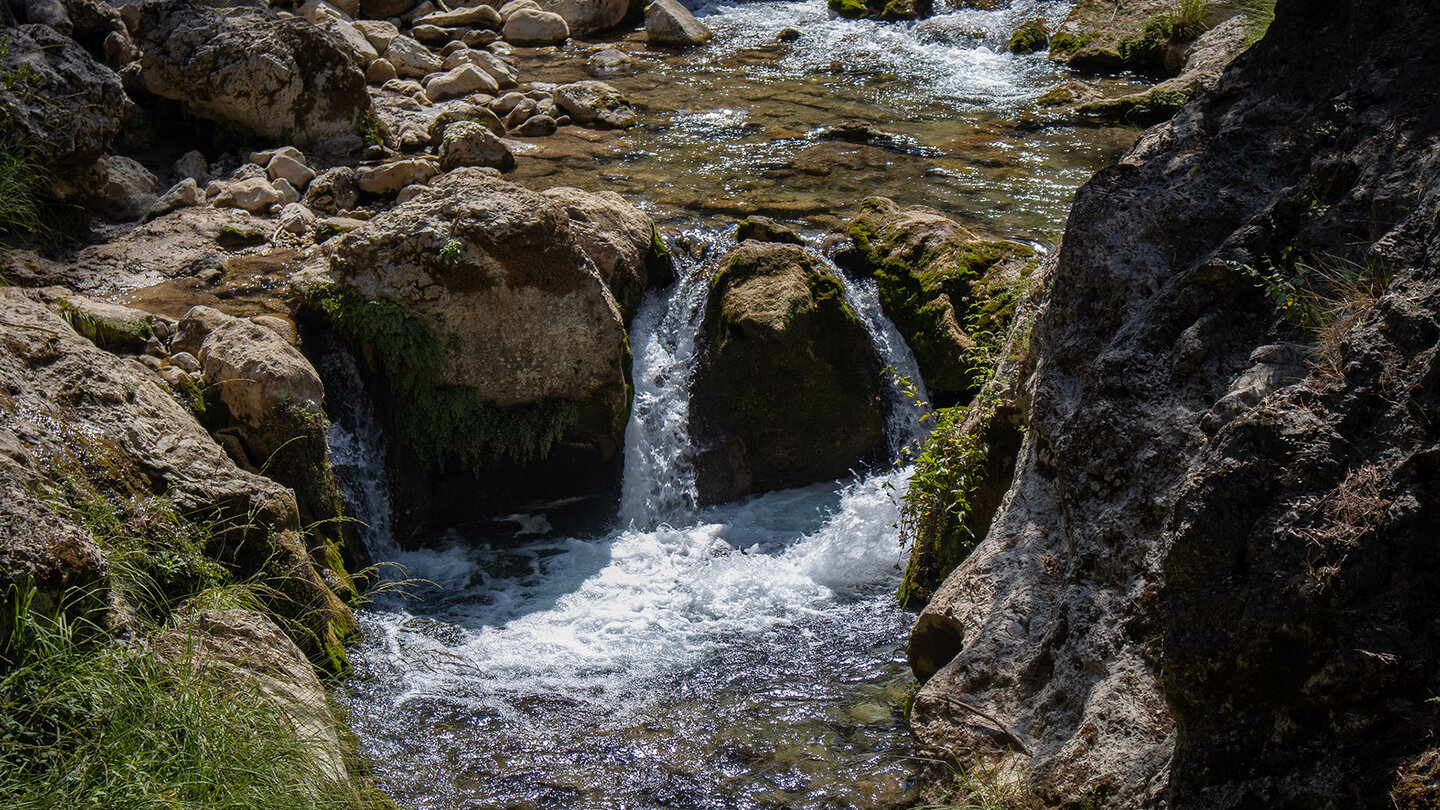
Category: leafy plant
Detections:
[{"x1": 438, "y1": 237, "x2": 463, "y2": 267}]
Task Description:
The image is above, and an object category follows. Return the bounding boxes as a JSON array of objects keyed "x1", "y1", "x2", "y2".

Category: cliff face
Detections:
[{"x1": 909, "y1": 0, "x2": 1440, "y2": 806}]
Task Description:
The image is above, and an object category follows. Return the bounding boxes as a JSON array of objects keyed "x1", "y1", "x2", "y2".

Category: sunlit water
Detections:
[{"x1": 339, "y1": 2, "x2": 1132, "y2": 806}]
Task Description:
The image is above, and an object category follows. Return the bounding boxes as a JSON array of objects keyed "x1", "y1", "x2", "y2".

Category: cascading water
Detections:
[{"x1": 319, "y1": 336, "x2": 399, "y2": 557}]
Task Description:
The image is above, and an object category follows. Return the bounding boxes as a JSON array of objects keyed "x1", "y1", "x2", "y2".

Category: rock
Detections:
[
  {"x1": 82, "y1": 155, "x2": 160, "y2": 221},
  {"x1": 503, "y1": 98, "x2": 537, "y2": 128},
  {"x1": 552, "y1": 80, "x2": 636, "y2": 129},
  {"x1": 586, "y1": 47, "x2": 634, "y2": 77},
  {"x1": 1047, "y1": 0, "x2": 1172, "y2": 73},
  {"x1": 266, "y1": 154, "x2": 316, "y2": 190},
  {"x1": 427, "y1": 106, "x2": 507, "y2": 142},
  {"x1": 644, "y1": 0, "x2": 711, "y2": 46},
  {"x1": 360, "y1": 0, "x2": 413, "y2": 18},
  {"x1": 319, "y1": 17, "x2": 380, "y2": 65},
  {"x1": 383, "y1": 33, "x2": 443, "y2": 78},
  {"x1": 836, "y1": 197, "x2": 1032, "y2": 404},
  {"x1": 0, "y1": 290, "x2": 356, "y2": 668},
  {"x1": 132, "y1": 1, "x2": 371, "y2": 153},
  {"x1": 690, "y1": 242, "x2": 886, "y2": 503},
  {"x1": 828, "y1": 0, "x2": 930, "y2": 21},
  {"x1": 24, "y1": 0, "x2": 72, "y2": 33},
  {"x1": 438, "y1": 120, "x2": 515, "y2": 171},
  {"x1": 304, "y1": 167, "x2": 361, "y2": 213},
  {"x1": 908, "y1": 1, "x2": 1440, "y2": 806},
  {"x1": 410, "y1": 23, "x2": 458, "y2": 44},
  {"x1": 299, "y1": 0, "x2": 352, "y2": 24},
  {"x1": 365, "y1": 56, "x2": 399, "y2": 83},
  {"x1": 0, "y1": 24, "x2": 126, "y2": 171},
  {"x1": 353, "y1": 19, "x2": 399, "y2": 51},
  {"x1": 502, "y1": 8, "x2": 569, "y2": 44},
  {"x1": 145, "y1": 177, "x2": 204, "y2": 221},
  {"x1": 490, "y1": 90, "x2": 527, "y2": 116},
  {"x1": 400, "y1": 0, "x2": 437, "y2": 22},
  {"x1": 498, "y1": 0, "x2": 540, "y2": 19},
  {"x1": 271, "y1": 177, "x2": 301, "y2": 206},
  {"x1": 248, "y1": 146, "x2": 304, "y2": 167},
  {"x1": 1008, "y1": 17, "x2": 1047, "y2": 54},
  {"x1": 416, "y1": 3, "x2": 502, "y2": 28},
  {"x1": 172, "y1": 150, "x2": 211, "y2": 184},
  {"x1": 312, "y1": 170, "x2": 656, "y2": 529},
  {"x1": 424, "y1": 63, "x2": 500, "y2": 101},
  {"x1": 541, "y1": 185, "x2": 667, "y2": 320},
  {"x1": 212, "y1": 177, "x2": 284, "y2": 214},
  {"x1": 736, "y1": 215, "x2": 803, "y2": 245},
  {"x1": 530, "y1": 0, "x2": 627, "y2": 36},
  {"x1": 442, "y1": 48, "x2": 519, "y2": 87},
  {"x1": 462, "y1": 28, "x2": 500, "y2": 47},
  {"x1": 0, "y1": 472, "x2": 107, "y2": 624},
  {"x1": 777, "y1": 27, "x2": 801, "y2": 42},
  {"x1": 354, "y1": 158, "x2": 439, "y2": 194},
  {"x1": 513, "y1": 113, "x2": 557, "y2": 137},
  {"x1": 45, "y1": 292, "x2": 158, "y2": 353}
]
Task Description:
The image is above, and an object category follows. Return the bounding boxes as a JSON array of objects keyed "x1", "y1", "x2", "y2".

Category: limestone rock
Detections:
[
  {"x1": 416, "y1": 4, "x2": 501, "y2": 29},
  {"x1": 383, "y1": 33, "x2": 443, "y2": 78},
  {"x1": 359, "y1": 0, "x2": 413, "y2": 18},
  {"x1": 365, "y1": 56, "x2": 398, "y2": 83},
  {"x1": 353, "y1": 19, "x2": 399, "y2": 51},
  {"x1": 586, "y1": 46, "x2": 634, "y2": 77},
  {"x1": 541, "y1": 185, "x2": 664, "y2": 320},
  {"x1": 146, "y1": 177, "x2": 204, "y2": 221},
  {"x1": 266, "y1": 153, "x2": 317, "y2": 189},
  {"x1": 275, "y1": 201, "x2": 317, "y2": 236},
  {"x1": 530, "y1": 0, "x2": 626, "y2": 36},
  {"x1": 514, "y1": 113, "x2": 557, "y2": 137},
  {"x1": 0, "y1": 24, "x2": 126, "y2": 170},
  {"x1": 552, "y1": 80, "x2": 636, "y2": 128},
  {"x1": 424, "y1": 63, "x2": 499, "y2": 101},
  {"x1": 828, "y1": 0, "x2": 930, "y2": 21},
  {"x1": 172, "y1": 150, "x2": 211, "y2": 184},
  {"x1": 644, "y1": 0, "x2": 711, "y2": 46},
  {"x1": 442, "y1": 47, "x2": 518, "y2": 87},
  {"x1": 502, "y1": 8, "x2": 569, "y2": 44},
  {"x1": 132, "y1": 0, "x2": 371, "y2": 153},
  {"x1": 438, "y1": 120, "x2": 515, "y2": 171},
  {"x1": 81, "y1": 155, "x2": 160, "y2": 221},
  {"x1": 354, "y1": 158, "x2": 438, "y2": 194},
  {"x1": 690, "y1": 241, "x2": 886, "y2": 503},
  {"x1": 304, "y1": 167, "x2": 361, "y2": 213},
  {"x1": 212, "y1": 177, "x2": 284, "y2": 213}
]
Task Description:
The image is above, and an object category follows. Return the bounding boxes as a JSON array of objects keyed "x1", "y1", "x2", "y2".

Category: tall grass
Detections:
[
  {"x1": 1170, "y1": 0, "x2": 1210, "y2": 41},
  {"x1": 0, "y1": 586, "x2": 378, "y2": 810},
  {"x1": 1239, "y1": 0, "x2": 1277, "y2": 44}
]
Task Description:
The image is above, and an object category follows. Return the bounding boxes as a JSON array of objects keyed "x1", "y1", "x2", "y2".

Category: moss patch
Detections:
[
  {"x1": 1009, "y1": 18, "x2": 1049, "y2": 55},
  {"x1": 53, "y1": 300, "x2": 154, "y2": 354}
]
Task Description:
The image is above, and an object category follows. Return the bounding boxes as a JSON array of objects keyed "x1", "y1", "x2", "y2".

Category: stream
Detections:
[{"x1": 333, "y1": 1, "x2": 1139, "y2": 807}]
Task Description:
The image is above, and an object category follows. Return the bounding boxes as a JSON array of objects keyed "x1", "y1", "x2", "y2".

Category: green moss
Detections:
[
  {"x1": 828, "y1": 0, "x2": 869, "y2": 18},
  {"x1": 1047, "y1": 31, "x2": 1091, "y2": 57},
  {"x1": 1008, "y1": 18, "x2": 1049, "y2": 55},
  {"x1": 1037, "y1": 85, "x2": 1079, "y2": 107},
  {"x1": 645, "y1": 224, "x2": 676, "y2": 286},
  {"x1": 52, "y1": 300, "x2": 154, "y2": 354},
  {"x1": 1080, "y1": 89, "x2": 1192, "y2": 125},
  {"x1": 314, "y1": 222, "x2": 353, "y2": 243},
  {"x1": 357, "y1": 109, "x2": 384, "y2": 148},
  {"x1": 216, "y1": 225, "x2": 267, "y2": 249},
  {"x1": 304, "y1": 287, "x2": 578, "y2": 476}
]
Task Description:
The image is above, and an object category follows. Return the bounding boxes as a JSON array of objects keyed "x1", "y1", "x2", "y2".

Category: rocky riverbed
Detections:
[{"x1": 5, "y1": 0, "x2": 1435, "y2": 808}]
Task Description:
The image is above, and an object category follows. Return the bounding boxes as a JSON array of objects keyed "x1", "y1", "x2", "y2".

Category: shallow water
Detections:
[{"x1": 506, "y1": 0, "x2": 1142, "y2": 236}]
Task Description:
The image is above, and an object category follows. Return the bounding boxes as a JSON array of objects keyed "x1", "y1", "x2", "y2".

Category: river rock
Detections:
[
  {"x1": 541, "y1": 186, "x2": 666, "y2": 321},
  {"x1": 502, "y1": 8, "x2": 569, "y2": 44},
  {"x1": 275, "y1": 201, "x2": 316, "y2": 235},
  {"x1": 530, "y1": 0, "x2": 627, "y2": 36},
  {"x1": 314, "y1": 170, "x2": 661, "y2": 529},
  {"x1": 353, "y1": 19, "x2": 400, "y2": 50},
  {"x1": 365, "y1": 56, "x2": 399, "y2": 83},
  {"x1": 146, "y1": 177, "x2": 204, "y2": 221},
  {"x1": 360, "y1": 0, "x2": 414, "y2": 18},
  {"x1": 552, "y1": 80, "x2": 636, "y2": 128},
  {"x1": 304, "y1": 167, "x2": 361, "y2": 213},
  {"x1": 416, "y1": 4, "x2": 502, "y2": 29},
  {"x1": 354, "y1": 158, "x2": 439, "y2": 194},
  {"x1": 736, "y1": 215, "x2": 803, "y2": 245},
  {"x1": 442, "y1": 48, "x2": 519, "y2": 87},
  {"x1": 383, "y1": 33, "x2": 444, "y2": 78},
  {"x1": 439, "y1": 120, "x2": 515, "y2": 171},
  {"x1": 690, "y1": 241, "x2": 886, "y2": 503},
  {"x1": 266, "y1": 153, "x2": 317, "y2": 189},
  {"x1": 828, "y1": 0, "x2": 930, "y2": 21},
  {"x1": 586, "y1": 47, "x2": 634, "y2": 77},
  {"x1": 514, "y1": 114, "x2": 558, "y2": 137},
  {"x1": 836, "y1": 196, "x2": 1032, "y2": 404},
  {"x1": 644, "y1": 0, "x2": 711, "y2": 46},
  {"x1": 1047, "y1": 0, "x2": 1172, "y2": 72},
  {"x1": 79, "y1": 155, "x2": 160, "y2": 221},
  {"x1": 425, "y1": 63, "x2": 500, "y2": 101},
  {"x1": 428, "y1": 106, "x2": 507, "y2": 142},
  {"x1": 0, "y1": 24, "x2": 126, "y2": 171},
  {"x1": 498, "y1": 0, "x2": 540, "y2": 19},
  {"x1": 131, "y1": 0, "x2": 371, "y2": 153},
  {"x1": 211, "y1": 177, "x2": 284, "y2": 213}
]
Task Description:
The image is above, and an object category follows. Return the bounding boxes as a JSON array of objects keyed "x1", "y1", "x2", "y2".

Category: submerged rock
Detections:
[{"x1": 690, "y1": 242, "x2": 886, "y2": 503}]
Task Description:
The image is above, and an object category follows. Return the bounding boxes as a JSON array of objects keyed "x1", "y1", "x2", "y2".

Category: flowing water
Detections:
[{"x1": 337, "y1": 2, "x2": 1140, "y2": 807}]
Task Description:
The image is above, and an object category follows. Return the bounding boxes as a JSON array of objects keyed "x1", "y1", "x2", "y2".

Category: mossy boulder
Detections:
[
  {"x1": 1008, "y1": 18, "x2": 1048, "y2": 55},
  {"x1": 1046, "y1": 0, "x2": 1173, "y2": 73},
  {"x1": 311, "y1": 170, "x2": 660, "y2": 532},
  {"x1": 828, "y1": 0, "x2": 931, "y2": 22},
  {"x1": 690, "y1": 242, "x2": 886, "y2": 503},
  {"x1": 836, "y1": 197, "x2": 1033, "y2": 406}
]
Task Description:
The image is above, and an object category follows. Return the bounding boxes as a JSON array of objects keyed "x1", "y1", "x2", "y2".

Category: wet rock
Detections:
[
  {"x1": 1047, "y1": 0, "x2": 1173, "y2": 73},
  {"x1": 502, "y1": 8, "x2": 569, "y2": 44},
  {"x1": 514, "y1": 113, "x2": 558, "y2": 137},
  {"x1": 313, "y1": 170, "x2": 656, "y2": 529},
  {"x1": 1008, "y1": 17, "x2": 1047, "y2": 54},
  {"x1": 383, "y1": 33, "x2": 443, "y2": 78},
  {"x1": 586, "y1": 47, "x2": 634, "y2": 77},
  {"x1": 552, "y1": 80, "x2": 637, "y2": 129},
  {"x1": 354, "y1": 158, "x2": 439, "y2": 194},
  {"x1": 490, "y1": 91, "x2": 527, "y2": 116},
  {"x1": 828, "y1": 0, "x2": 930, "y2": 22},
  {"x1": 0, "y1": 24, "x2": 126, "y2": 171},
  {"x1": 439, "y1": 120, "x2": 515, "y2": 171},
  {"x1": 690, "y1": 241, "x2": 886, "y2": 503},
  {"x1": 131, "y1": 0, "x2": 370, "y2": 153},
  {"x1": 736, "y1": 215, "x2": 803, "y2": 245},
  {"x1": 645, "y1": 0, "x2": 711, "y2": 46},
  {"x1": 504, "y1": 98, "x2": 537, "y2": 128},
  {"x1": 776, "y1": 27, "x2": 800, "y2": 42},
  {"x1": 837, "y1": 196, "x2": 1032, "y2": 403}
]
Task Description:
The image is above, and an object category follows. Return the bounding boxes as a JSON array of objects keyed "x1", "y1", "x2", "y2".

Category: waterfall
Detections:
[{"x1": 318, "y1": 337, "x2": 399, "y2": 558}]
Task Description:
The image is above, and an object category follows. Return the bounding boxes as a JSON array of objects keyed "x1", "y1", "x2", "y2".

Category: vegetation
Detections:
[
  {"x1": 306, "y1": 286, "x2": 578, "y2": 475},
  {"x1": 1117, "y1": 0, "x2": 1209, "y2": 72},
  {"x1": 53, "y1": 300, "x2": 155, "y2": 354},
  {"x1": 1239, "y1": 0, "x2": 1277, "y2": 44},
  {"x1": 1008, "y1": 19, "x2": 1049, "y2": 56},
  {"x1": 916, "y1": 753, "x2": 1040, "y2": 810}
]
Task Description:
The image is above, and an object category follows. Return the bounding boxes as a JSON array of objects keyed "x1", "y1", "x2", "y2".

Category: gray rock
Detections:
[
  {"x1": 212, "y1": 177, "x2": 284, "y2": 213},
  {"x1": 552, "y1": 80, "x2": 637, "y2": 128},
  {"x1": 84, "y1": 155, "x2": 160, "y2": 221},
  {"x1": 439, "y1": 120, "x2": 515, "y2": 171},
  {"x1": 0, "y1": 24, "x2": 126, "y2": 170},
  {"x1": 514, "y1": 113, "x2": 557, "y2": 137},
  {"x1": 304, "y1": 167, "x2": 360, "y2": 214},
  {"x1": 145, "y1": 177, "x2": 204, "y2": 221},
  {"x1": 424, "y1": 63, "x2": 500, "y2": 101},
  {"x1": 172, "y1": 150, "x2": 211, "y2": 184},
  {"x1": 416, "y1": 3, "x2": 502, "y2": 28},
  {"x1": 644, "y1": 0, "x2": 711, "y2": 46},
  {"x1": 266, "y1": 153, "x2": 316, "y2": 190},
  {"x1": 502, "y1": 7, "x2": 569, "y2": 44},
  {"x1": 382, "y1": 34, "x2": 443, "y2": 78},
  {"x1": 354, "y1": 159, "x2": 439, "y2": 194},
  {"x1": 586, "y1": 47, "x2": 634, "y2": 77},
  {"x1": 530, "y1": 0, "x2": 628, "y2": 36}
]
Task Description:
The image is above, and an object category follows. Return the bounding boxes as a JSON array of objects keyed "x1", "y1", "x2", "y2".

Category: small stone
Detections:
[
  {"x1": 463, "y1": 29, "x2": 500, "y2": 48},
  {"x1": 249, "y1": 145, "x2": 304, "y2": 166},
  {"x1": 416, "y1": 4, "x2": 502, "y2": 29},
  {"x1": 275, "y1": 202, "x2": 316, "y2": 235},
  {"x1": 354, "y1": 159, "x2": 439, "y2": 194},
  {"x1": 587, "y1": 47, "x2": 634, "y2": 77},
  {"x1": 777, "y1": 27, "x2": 801, "y2": 42},
  {"x1": 425, "y1": 64, "x2": 500, "y2": 102},
  {"x1": 213, "y1": 178, "x2": 283, "y2": 214},
  {"x1": 366, "y1": 57, "x2": 399, "y2": 83},
  {"x1": 354, "y1": 19, "x2": 400, "y2": 51},
  {"x1": 170, "y1": 351, "x2": 201, "y2": 372},
  {"x1": 410, "y1": 24, "x2": 458, "y2": 45},
  {"x1": 514, "y1": 114, "x2": 557, "y2": 137},
  {"x1": 145, "y1": 177, "x2": 203, "y2": 221},
  {"x1": 266, "y1": 153, "x2": 317, "y2": 189},
  {"x1": 505, "y1": 98, "x2": 538, "y2": 128},
  {"x1": 383, "y1": 34, "x2": 443, "y2": 78},
  {"x1": 272, "y1": 177, "x2": 301, "y2": 206},
  {"x1": 497, "y1": 0, "x2": 540, "y2": 20},
  {"x1": 553, "y1": 80, "x2": 637, "y2": 129},
  {"x1": 172, "y1": 150, "x2": 210, "y2": 184},
  {"x1": 396, "y1": 183, "x2": 428, "y2": 204},
  {"x1": 490, "y1": 91, "x2": 526, "y2": 116}
]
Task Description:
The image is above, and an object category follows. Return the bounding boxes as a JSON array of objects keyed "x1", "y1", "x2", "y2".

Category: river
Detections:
[{"x1": 331, "y1": 1, "x2": 1137, "y2": 807}]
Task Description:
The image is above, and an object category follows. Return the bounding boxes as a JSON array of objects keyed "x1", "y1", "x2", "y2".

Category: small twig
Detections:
[{"x1": 939, "y1": 694, "x2": 1033, "y2": 756}]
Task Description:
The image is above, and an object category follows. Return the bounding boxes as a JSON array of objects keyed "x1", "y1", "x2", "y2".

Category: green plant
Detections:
[
  {"x1": 438, "y1": 237, "x2": 463, "y2": 267},
  {"x1": 356, "y1": 110, "x2": 384, "y2": 148},
  {"x1": 53, "y1": 300, "x2": 155, "y2": 354},
  {"x1": 1238, "y1": 0, "x2": 1276, "y2": 44},
  {"x1": 1169, "y1": 0, "x2": 1210, "y2": 41},
  {"x1": 915, "y1": 753, "x2": 1039, "y2": 810},
  {"x1": 0, "y1": 584, "x2": 388, "y2": 810}
]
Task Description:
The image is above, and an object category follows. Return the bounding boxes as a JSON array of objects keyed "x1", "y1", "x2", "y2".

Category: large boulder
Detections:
[
  {"x1": 502, "y1": 7, "x2": 569, "y2": 44},
  {"x1": 828, "y1": 0, "x2": 930, "y2": 21},
  {"x1": 541, "y1": 186, "x2": 668, "y2": 321},
  {"x1": 131, "y1": 0, "x2": 371, "y2": 153},
  {"x1": 644, "y1": 0, "x2": 711, "y2": 46},
  {"x1": 0, "y1": 24, "x2": 127, "y2": 171},
  {"x1": 690, "y1": 241, "x2": 886, "y2": 503},
  {"x1": 836, "y1": 197, "x2": 1033, "y2": 405},
  {"x1": 309, "y1": 170, "x2": 662, "y2": 530},
  {"x1": 530, "y1": 0, "x2": 626, "y2": 36}
]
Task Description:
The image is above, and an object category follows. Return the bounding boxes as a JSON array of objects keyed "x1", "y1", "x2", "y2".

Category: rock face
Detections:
[
  {"x1": 131, "y1": 0, "x2": 371, "y2": 152},
  {"x1": 312, "y1": 170, "x2": 663, "y2": 530},
  {"x1": 909, "y1": 1, "x2": 1440, "y2": 807},
  {"x1": 690, "y1": 242, "x2": 886, "y2": 503},
  {"x1": 838, "y1": 197, "x2": 1033, "y2": 405},
  {"x1": 0, "y1": 24, "x2": 127, "y2": 171}
]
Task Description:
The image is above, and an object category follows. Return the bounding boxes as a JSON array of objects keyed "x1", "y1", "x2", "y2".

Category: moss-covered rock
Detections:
[
  {"x1": 1008, "y1": 18, "x2": 1048, "y2": 55},
  {"x1": 690, "y1": 242, "x2": 886, "y2": 503},
  {"x1": 828, "y1": 0, "x2": 931, "y2": 22},
  {"x1": 836, "y1": 197, "x2": 1033, "y2": 406},
  {"x1": 1047, "y1": 0, "x2": 1173, "y2": 73}
]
